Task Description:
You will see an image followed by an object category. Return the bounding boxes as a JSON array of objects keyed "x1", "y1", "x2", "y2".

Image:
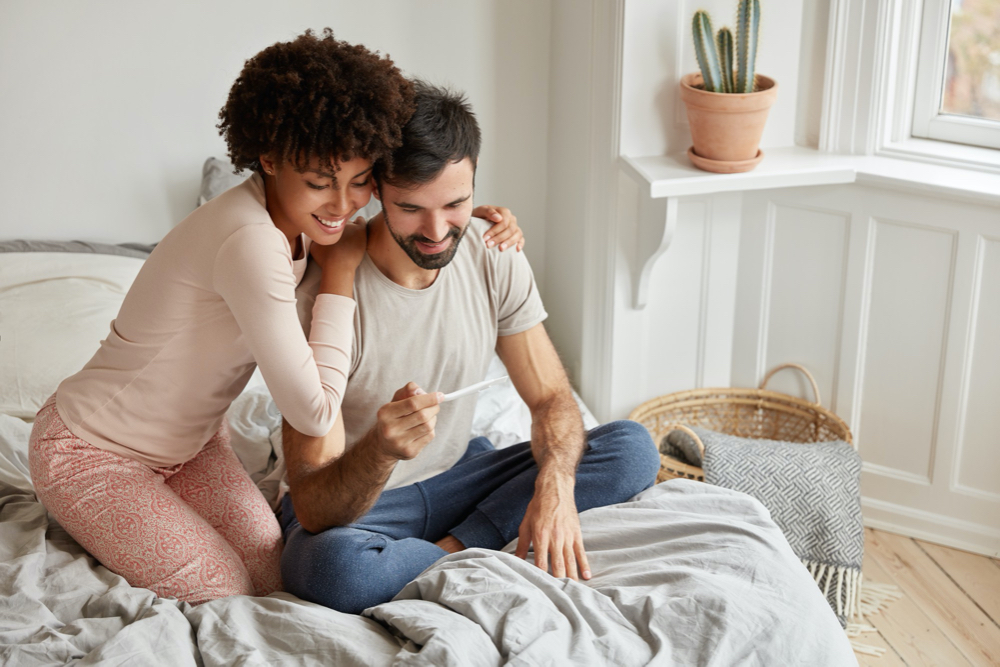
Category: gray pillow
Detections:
[
  {"x1": 661, "y1": 426, "x2": 708, "y2": 467},
  {"x1": 199, "y1": 157, "x2": 251, "y2": 206}
]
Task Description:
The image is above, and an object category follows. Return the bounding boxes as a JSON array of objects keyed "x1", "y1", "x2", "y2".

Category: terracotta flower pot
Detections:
[{"x1": 679, "y1": 72, "x2": 777, "y2": 173}]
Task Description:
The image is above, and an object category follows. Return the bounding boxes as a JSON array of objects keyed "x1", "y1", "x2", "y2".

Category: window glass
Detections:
[{"x1": 941, "y1": 0, "x2": 1000, "y2": 121}]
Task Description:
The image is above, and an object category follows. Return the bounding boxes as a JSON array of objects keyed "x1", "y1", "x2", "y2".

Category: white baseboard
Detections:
[{"x1": 862, "y1": 496, "x2": 1000, "y2": 558}]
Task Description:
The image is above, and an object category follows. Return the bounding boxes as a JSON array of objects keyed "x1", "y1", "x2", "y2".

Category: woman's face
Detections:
[{"x1": 260, "y1": 154, "x2": 374, "y2": 247}]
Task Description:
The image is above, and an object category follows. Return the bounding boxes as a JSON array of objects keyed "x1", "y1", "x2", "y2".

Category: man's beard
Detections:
[{"x1": 382, "y1": 208, "x2": 469, "y2": 270}]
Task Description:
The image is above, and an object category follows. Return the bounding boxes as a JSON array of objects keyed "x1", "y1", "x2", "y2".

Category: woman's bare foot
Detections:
[{"x1": 435, "y1": 535, "x2": 466, "y2": 554}]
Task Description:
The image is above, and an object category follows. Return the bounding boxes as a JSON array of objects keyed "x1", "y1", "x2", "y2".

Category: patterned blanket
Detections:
[{"x1": 663, "y1": 426, "x2": 864, "y2": 627}]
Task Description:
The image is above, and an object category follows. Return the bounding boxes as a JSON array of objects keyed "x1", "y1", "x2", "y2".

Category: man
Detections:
[{"x1": 279, "y1": 81, "x2": 660, "y2": 614}]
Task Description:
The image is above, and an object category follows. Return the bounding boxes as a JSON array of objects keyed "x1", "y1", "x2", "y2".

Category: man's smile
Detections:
[{"x1": 415, "y1": 238, "x2": 451, "y2": 254}]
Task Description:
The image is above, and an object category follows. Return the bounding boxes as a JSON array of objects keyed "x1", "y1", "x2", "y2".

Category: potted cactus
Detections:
[{"x1": 680, "y1": 0, "x2": 777, "y2": 173}]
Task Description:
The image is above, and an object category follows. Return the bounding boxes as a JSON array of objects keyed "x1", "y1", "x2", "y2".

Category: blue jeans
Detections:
[{"x1": 279, "y1": 420, "x2": 659, "y2": 614}]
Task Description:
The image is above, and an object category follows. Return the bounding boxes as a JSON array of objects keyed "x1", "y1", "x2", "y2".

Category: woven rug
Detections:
[{"x1": 663, "y1": 426, "x2": 865, "y2": 628}]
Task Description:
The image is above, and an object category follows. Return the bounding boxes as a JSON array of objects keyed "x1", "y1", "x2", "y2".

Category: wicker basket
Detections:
[{"x1": 628, "y1": 364, "x2": 854, "y2": 483}]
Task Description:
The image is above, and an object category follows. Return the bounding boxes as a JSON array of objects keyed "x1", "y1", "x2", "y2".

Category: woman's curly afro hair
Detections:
[{"x1": 217, "y1": 28, "x2": 415, "y2": 177}]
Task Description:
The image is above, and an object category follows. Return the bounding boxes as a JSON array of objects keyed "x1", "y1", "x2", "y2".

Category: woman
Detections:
[{"x1": 27, "y1": 29, "x2": 523, "y2": 605}]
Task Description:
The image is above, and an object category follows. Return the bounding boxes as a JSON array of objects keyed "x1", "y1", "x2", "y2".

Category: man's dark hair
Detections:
[
  {"x1": 374, "y1": 80, "x2": 481, "y2": 189},
  {"x1": 217, "y1": 28, "x2": 415, "y2": 177}
]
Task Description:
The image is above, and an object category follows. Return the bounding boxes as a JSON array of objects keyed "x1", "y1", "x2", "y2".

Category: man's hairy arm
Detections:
[
  {"x1": 495, "y1": 323, "x2": 590, "y2": 580},
  {"x1": 282, "y1": 230, "x2": 399, "y2": 533},
  {"x1": 282, "y1": 413, "x2": 395, "y2": 533},
  {"x1": 283, "y1": 384, "x2": 443, "y2": 534}
]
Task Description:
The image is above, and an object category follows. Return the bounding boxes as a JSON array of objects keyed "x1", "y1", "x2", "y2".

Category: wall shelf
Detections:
[
  {"x1": 621, "y1": 147, "x2": 856, "y2": 200},
  {"x1": 620, "y1": 146, "x2": 1000, "y2": 309}
]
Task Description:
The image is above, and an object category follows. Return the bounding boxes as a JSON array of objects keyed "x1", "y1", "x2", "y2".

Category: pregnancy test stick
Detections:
[{"x1": 440, "y1": 376, "x2": 509, "y2": 403}]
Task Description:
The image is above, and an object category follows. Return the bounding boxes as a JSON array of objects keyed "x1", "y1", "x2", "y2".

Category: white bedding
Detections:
[
  {"x1": 0, "y1": 392, "x2": 855, "y2": 665},
  {"x1": 0, "y1": 249, "x2": 856, "y2": 665}
]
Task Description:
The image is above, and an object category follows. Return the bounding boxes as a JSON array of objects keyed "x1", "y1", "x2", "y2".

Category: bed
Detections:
[{"x1": 0, "y1": 240, "x2": 856, "y2": 665}]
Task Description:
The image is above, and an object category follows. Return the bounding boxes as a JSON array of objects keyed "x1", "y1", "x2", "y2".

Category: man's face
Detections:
[{"x1": 376, "y1": 158, "x2": 475, "y2": 270}]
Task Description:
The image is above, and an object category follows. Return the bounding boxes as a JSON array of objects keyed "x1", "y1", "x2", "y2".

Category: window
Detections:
[{"x1": 912, "y1": 0, "x2": 1000, "y2": 149}]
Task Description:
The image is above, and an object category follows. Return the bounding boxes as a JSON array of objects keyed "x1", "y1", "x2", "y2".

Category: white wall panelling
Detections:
[
  {"x1": 732, "y1": 184, "x2": 1000, "y2": 556},
  {"x1": 749, "y1": 201, "x2": 849, "y2": 409},
  {"x1": 604, "y1": 182, "x2": 742, "y2": 420},
  {"x1": 730, "y1": 195, "x2": 852, "y2": 409},
  {"x1": 558, "y1": 0, "x2": 999, "y2": 556},
  {"x1": 861, "y1": 217, "x2": 956, "y2": 483},
  {"x1": 955, "y1": 237, "x2": 1000, "y2": 500}
]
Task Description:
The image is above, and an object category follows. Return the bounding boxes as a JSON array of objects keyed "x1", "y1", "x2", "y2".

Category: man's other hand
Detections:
[
  {"x1": 373, "y1": 382, "x2": 443, "y2": 461},
  {"x1": 515, "y1": 472, "x2": 592, "y2": 582}
]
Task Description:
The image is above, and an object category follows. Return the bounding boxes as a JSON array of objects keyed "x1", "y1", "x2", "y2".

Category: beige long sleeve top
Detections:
[{"x1": 56, "y1": 173, "x2": 352, "y2": 468}]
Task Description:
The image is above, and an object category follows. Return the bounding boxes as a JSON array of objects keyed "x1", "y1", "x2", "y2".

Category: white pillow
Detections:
[
  {"x1": 471, "y1": 354, "x2": 601, "y2": 448},
  {"x1": 0, "y1": 252, "x2": 144, "y2": 420}
]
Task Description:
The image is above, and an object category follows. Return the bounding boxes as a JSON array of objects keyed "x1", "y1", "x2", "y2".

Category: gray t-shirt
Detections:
[{"x1": 295, "y1": 218, "x2": 547, "y2": 489}]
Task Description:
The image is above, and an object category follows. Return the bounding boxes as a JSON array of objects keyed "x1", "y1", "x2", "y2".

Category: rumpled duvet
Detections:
[
  {"x1": 0, "y1": 447, "x2": 855, "y2": 665},
  {"x1": 1, "y1": 245, "x2": 857, "y2": 664}
]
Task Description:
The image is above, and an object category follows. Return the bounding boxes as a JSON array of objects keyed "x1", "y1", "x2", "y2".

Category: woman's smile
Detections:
[{"x1": 313, "y1": 213, "x2": 349, "y2": 234}]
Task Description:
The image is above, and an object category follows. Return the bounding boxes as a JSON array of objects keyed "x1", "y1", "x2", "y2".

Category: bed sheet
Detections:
[
  {"x1": 0, "y1": 247, "x2": 854, "y2": 665},
  {"x1": 0, "y1": 401, "x2": 855, "y2": 666}
]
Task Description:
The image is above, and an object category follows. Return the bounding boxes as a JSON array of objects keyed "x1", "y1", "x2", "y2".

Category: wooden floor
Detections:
[{"x1": 857, "y1": 528, "x2": 1000, "y2": 666}]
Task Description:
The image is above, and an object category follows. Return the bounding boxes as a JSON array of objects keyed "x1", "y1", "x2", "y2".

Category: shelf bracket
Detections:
[{"x1": 631, "y1": 195, "x2": 678, "y2": 309}]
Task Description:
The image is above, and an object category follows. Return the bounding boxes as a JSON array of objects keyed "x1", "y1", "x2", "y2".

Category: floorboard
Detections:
[
  {"x1": 866, "y1": 530, "x2": 1000, "y2": 666},
  {"x1": 856, "y1": 528, "x2": 1000, "y2": 666},
  {"x1": 860, "y1": 549, "x2": 971, "y2": 666},
  {"x1": 917, "y1": 539, "x2": 1000, "y2": 627},
  {"x1": 854, "y1": 626, "x2": 907, "y2": 667}
]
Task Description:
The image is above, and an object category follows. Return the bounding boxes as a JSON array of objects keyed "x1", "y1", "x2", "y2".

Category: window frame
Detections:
[
  {"x1": 911, "y1": 0, "x2": 1000, "y2": 150},
  {"x1": 820, "y1": 0, "x2": 1000, "y2": 173}
]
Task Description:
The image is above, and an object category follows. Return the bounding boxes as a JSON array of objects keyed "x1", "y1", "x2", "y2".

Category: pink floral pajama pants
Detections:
[{"x1": 27, "y1": 392, "x2": 283, "y2": 605}]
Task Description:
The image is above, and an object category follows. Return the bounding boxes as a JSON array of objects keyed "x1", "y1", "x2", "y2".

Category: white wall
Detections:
[
  {"x1": 619, "y1": 0, "x2": 816, "y2": 158},
  {"x1": 538, "y1": 0, "x2": 843, "y2": 419},
  {"x1": 586, "y1": 0, "x2": 823, "y2": 419},
  {"x1": 0, "y1": 0, "x2": 551, "y2": 289},
  {"x1": 795, "y1": 0, "x2": 830, "y2": 148},
  {"x1": 541, "y1": 1, "x2": 595, "y2": 387}
]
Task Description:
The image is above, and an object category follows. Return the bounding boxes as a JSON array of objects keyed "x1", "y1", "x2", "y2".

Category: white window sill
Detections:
[
  {"x1": 877, "y1": 137, "x2": 1000, "y2": 176},
  {"x1": 621, "y1": 146, "x2": 1000, "y2": 205},
  {"x1": 620, "y1": 146, "x2": 1000, "y2": 310}
]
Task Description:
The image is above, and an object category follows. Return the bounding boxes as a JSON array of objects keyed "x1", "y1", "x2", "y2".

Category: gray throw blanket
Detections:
[{"x1": 663, "y1": 426, "x2": 864, "y2": 627}]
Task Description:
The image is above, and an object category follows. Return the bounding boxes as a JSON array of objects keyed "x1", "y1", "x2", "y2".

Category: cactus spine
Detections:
[
  {"x1": 693, "y1": 10, "x2": 724, "y2": 93},
  {"x1": 735, "y1": 0, "x2": 760, "y2": 93},
  {"x1": 717, "y1": 27, "x2": 735, "y2": 94},
  {"x1": 690, "y1": 0, "x2": 761, "y2": 94}
]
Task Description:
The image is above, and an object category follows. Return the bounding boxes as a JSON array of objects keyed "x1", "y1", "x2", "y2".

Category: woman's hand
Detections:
[
  {"x1": 473, "y1": 205, "x2": 525, "y2": 252},
  {"x1": 310, "y1": 219, "x2": 368, "y2": 271},
  {"x1": 312, "y1": 220, "x2": 368, "y2": 298}
]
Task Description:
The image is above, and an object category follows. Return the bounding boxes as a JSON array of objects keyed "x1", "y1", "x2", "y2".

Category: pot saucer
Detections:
[{"x1": 687, "y1": 146, "x2": 764, "y2": 173}]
